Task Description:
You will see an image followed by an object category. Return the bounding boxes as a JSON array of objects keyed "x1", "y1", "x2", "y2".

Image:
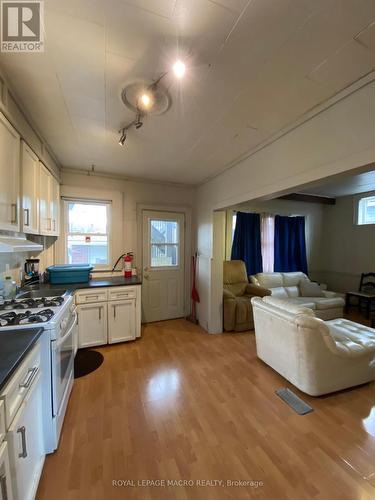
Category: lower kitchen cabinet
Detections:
[
  {"x1": 75, "y1": 285, "x2": 141, "y2": 348},
  {"x1": 108, "y1": 299, "x2": 136, "y2": 344},
  {"x1": 7, "y1": 373, "x2": 44, "y2": 500},
  {"x1": 77, "y1": 303, "x2": 107, "y2": 348},
  {"x1": 0, "y1": 441, "x2": 13, "y2": 500}
]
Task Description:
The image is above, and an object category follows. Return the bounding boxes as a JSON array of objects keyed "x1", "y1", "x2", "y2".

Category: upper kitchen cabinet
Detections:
[
  {"x1": 21, "y1": 141, "x2": 40, "y2": 234},
  {"x1": 0, "y1": 112, "x2": 20, "y2": 231},
  {"x1": 39, "y1": 163, "x2": 60, "y2": 236}
]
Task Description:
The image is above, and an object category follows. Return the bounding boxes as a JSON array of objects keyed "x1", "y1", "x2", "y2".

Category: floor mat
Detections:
[
  {"x1": 276, "y1": 387, "x2": 314, "y2": 415},
  {"x1": 74, "y1": 349, "x2": 104, "y2": 378}
]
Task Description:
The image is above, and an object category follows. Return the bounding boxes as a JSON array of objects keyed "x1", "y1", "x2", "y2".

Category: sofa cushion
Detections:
[
  {"x1": 285, "y1": 286, "x2": 299, "y2": 298},
  {"x1": 313, "y1": 297, "x2": 345, "y2": 310},
  {"x1": 263, "y1": 296, "x2": 315, "y2": 316},
  {"x1": 299, "y1": 280, "x2": 325, "y2": 297},
  {"x1": 282, "y1": 272, "x2": 307, "y2": 286},
  {"x1": 270, "y1": 287, "x2": 289, "y2": 298},
  {"x1": 286, "y1": 297, "x2": 317, "y2": 310},
  {"x1": 252, "y1": 273, "x2": 283, "y2": 288}
]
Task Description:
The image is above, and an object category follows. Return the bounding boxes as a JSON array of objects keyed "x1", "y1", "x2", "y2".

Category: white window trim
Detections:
[
  {"x1": 355, "y1": 191, "x2": 375, "y2": 226},
  {"x1": 63, "y1": 198, "x2": 112, "y2": 270}
]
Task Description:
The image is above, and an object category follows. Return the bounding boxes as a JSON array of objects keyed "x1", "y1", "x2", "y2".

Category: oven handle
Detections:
[{"x1": 54, "y1": 311, "x2": 77, "y2": 349}]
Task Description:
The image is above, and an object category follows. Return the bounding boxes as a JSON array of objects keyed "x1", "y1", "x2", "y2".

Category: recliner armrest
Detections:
[
  {"x1": 223, "y1": 289, "x2": 236, "y2": 300},
  {"x1": 322, "y1": 290, "x2": 338, "y2": 298},
  {"x1": 245, "y1": 283, "x2": 271, "y2": 297}
]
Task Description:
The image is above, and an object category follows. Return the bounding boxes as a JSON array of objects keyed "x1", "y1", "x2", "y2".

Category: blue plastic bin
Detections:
[{"x1": 47, "y1": 264, "x2": 93, "y2": 284}]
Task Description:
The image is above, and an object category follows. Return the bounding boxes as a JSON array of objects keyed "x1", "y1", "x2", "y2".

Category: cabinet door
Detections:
[
  {"x1": 0, "y1": 112, "x2": 20, "y2": 231},
  {"x1": 50, "y1": 176, "x2": 60, "y2": 236},
  {"x1": 7, "y1": 374, "x2": 44, "y2": 500},
  {"x1": 0, "y1": 442, "x2": 14, "y2": 500},
  {"x1": 77, "y1": 303, "x2": 107, "y2": 348},
  {"x1": 108, "y1": 299, "x2": 136, "y2": 344},
  {"x1": 21, "y1": 141, "x2": 39, "y2": 234},
  {"x1": 39, "y1": 163, "x2": 52, "y2": 235}
]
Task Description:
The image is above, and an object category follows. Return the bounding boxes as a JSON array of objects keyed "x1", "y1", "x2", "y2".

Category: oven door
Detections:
[{"x1": 51, "y1": 311, "x2": 77, "y2": 418}]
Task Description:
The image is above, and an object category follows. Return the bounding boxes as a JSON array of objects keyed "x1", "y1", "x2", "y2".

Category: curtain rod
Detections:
[{"x1": 232, "y1": 210, "x2": 303, "y2": 217}]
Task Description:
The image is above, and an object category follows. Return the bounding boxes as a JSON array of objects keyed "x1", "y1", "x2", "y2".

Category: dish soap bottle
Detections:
[{"x1": 4, "y1": 276, "x2": 16, "y2": 300}]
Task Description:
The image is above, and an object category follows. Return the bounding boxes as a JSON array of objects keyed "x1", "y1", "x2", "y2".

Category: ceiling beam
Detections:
[{"x1": 278, "y1": 193, "x2": 336, "y2": 205}]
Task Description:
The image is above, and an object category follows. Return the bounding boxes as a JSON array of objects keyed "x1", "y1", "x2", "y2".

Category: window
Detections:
[
  {"x1": 150, "y1": 219, "x2": 179, "y2": 267},
  {"x1": 358, "y1": 195, "x2": 375, "y2": 225},
  {"x1": 64, "y1": 200, "x2": 111, "y2": 267}
]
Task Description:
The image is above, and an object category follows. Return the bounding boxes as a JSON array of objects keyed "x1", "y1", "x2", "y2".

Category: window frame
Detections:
[
  {"x1": 356, "y1": 193, "x2": 375, "y2": 226},
  {"x1": 148, "y1": 217, "x2": 181, "y2": 270},
  {"x1": 63, "y1": 198, "x2": 112, "y2": 270}
]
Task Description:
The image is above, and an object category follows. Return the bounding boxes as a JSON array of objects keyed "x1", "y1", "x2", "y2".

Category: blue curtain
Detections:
[
  {"x1": 274, "y1": 215, "x2": 308, "y2": 274},
  {"x1": 231, "y1": 212, "x2": 263, "y2": 275}
]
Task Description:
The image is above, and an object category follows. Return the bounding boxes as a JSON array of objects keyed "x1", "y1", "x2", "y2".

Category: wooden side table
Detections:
[{"x1": 345, "y1": 291, "x2": 375, "y2": 319}]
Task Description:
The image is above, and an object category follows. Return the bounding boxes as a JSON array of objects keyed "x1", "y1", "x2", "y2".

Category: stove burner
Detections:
[
  {"x1": 0, "y1": 308, "x2": 55, "y2": 326},
  {"x1": 0, "y1": 296, "x2": 65, "y2": 312}
]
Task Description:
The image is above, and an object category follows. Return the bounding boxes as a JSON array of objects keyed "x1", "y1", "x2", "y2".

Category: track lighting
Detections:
[
  {"x1": 118, "y1": 129, "x2": 127, "y2": 146},
  {"x1": 135, "y1": 113, "x2": 143, "y2": 129}
]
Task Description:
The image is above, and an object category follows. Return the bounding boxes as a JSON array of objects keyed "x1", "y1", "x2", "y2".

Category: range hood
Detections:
[{"x1": 0, "y1": 236, "x2": 43, "y2": 253}]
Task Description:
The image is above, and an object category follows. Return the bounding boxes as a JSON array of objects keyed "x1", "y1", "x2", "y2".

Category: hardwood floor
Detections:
[{"x1": 36, "y1": 318, "x2": 375, "y2": 500}]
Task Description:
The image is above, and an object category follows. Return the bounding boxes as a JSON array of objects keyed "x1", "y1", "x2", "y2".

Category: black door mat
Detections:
[
  {"x1": 74, "y1": 349, "x2": 104, "y2": 378},
  {"x1": 276, "y1": 388, "x2": 314, "y2": 415}
]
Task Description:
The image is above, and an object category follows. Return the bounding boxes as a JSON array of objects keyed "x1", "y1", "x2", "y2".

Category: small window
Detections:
[
  {"x1": 150, "y1": 219, "x2": 179, "y2": 267},
  {"x1": 358, "y1": 196, "x2": 375, "y2": 225},
  {"x1": 64, "y1": 200, "x2": 111, "y2": 267}
]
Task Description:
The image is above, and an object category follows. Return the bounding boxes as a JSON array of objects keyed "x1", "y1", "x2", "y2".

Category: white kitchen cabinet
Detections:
[
  {"x1": 0, "y1": 112, "x2": 20, "y2": 232},
  {"x1": 39, "y1": 163, "x2": 60, "y2": 236},
  {"x1": 77, "y1": 303, "x2": 108, "y2": 348},
  {"x1": 0, "y1": 441, "x2": 13, "y2": 500},
  {"x1": 21, "y1": 141, "x2": 39, "y2": 235},
  {"x1": 7, "y1": 373, "x2": 44, "y2": 500},
  {"x1": 108, "y1": 299, "x2": 136, "y2": 344}
]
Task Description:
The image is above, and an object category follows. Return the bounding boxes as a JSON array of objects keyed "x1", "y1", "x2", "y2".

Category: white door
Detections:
[
  {"x1": 0, "y1": 112, "x2": 20, "y2": 232},
  {"x1": 108, "y1": 299, "x2": 136, "y2": 343},
  {"x1": 21, "y1": 141, "x2": 39, "y2": 235},
  {"x1": 77, "y1": 303, "x2": 107, "y2": 348},
  {"x1": 142, "y1": 210, "x2": 185, "y2": 322}
]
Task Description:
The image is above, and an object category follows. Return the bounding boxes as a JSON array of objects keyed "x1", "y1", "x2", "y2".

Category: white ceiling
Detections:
[
  {"x1": 300, "y1": 169, "x2": 375, "y2": 198},
  {"x1": 2, "y1": 0, "x2": 375, "y2": 185}
]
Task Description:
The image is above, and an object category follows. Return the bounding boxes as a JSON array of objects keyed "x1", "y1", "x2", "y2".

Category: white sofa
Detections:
[
  {"x1": 250, "y1": 272, "x2": 344, "y2": 320},
  {"x1": 251, "y1": 296, "x2": 375, "y2": 396}
]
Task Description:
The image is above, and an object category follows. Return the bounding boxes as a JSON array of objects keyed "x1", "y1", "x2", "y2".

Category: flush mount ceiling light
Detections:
[{"x1": 118, "y1": 59, "x2": 186, "y2": 146}]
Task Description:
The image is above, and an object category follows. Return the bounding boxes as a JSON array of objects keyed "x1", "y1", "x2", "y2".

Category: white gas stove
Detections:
[{"x1": 0, "y1": 292, "x2": 77, "y2": 453}]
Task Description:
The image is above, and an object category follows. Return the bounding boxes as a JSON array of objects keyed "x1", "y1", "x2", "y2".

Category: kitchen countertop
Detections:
[
  {"x1": 0, "y1": 328, "x2": 44, "y2": 391},
  {"x1": 24, "y1": 276, "x2": 142, "y2": 295}
]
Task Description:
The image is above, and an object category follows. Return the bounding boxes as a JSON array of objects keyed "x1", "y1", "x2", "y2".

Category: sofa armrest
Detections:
[
  {"x1": 223, "y1": 289, "x2": 236, "y2": 300},
  {"x1": 245, "y1": 283, "x2": 271, "y2": 297},
  {"x1": 322, "y1": 290, "x2": 338, "y2": 298}
]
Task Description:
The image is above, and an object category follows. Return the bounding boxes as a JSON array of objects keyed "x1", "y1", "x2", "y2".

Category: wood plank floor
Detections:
[{"x1": 36, "y1": 318, "x2": 375, "y2": 500}]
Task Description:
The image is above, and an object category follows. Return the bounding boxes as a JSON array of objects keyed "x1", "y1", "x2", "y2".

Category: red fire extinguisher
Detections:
[{"x1": 124, "y1": 253, "x2": 133, "y2": 279}]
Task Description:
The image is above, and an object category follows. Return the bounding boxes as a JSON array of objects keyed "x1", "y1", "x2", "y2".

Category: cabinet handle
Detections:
[
  {"x1": 19, "y1": 367, "x2": 38, "y2": 389},
  {"x1": 17, "y1": 426, "x2": 27, "y2": 458},
  {"x1": 86, "y1": 295, "x2": 98, "y2": 301},
  {"x1": 0, "y1": 473, "x2": 8, "y2": 500},
  {"x1": 113, "y1": 305, "x2": 116, "y2": 319},
  {"x1": 98, "y1": 307, "x2": 101, "y2": 320},
  {"x1": 11, "y1": 203, "x2": 17, "y2": 224},
  {"x1": 24, "y1": 208, "x2": 30, "y2": 226},
  {"x1": 53, "y1": 219, "x2": 56, "y2": 231}
]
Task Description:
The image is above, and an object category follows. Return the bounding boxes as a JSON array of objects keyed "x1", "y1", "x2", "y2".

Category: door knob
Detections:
[{"x1": 144, "y1": 273, "x2": 150, "y2": 280}]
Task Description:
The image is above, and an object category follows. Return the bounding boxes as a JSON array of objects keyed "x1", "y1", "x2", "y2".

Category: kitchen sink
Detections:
[{"x1": 16, "y1": 289, "x2": 68, "y2": 299}]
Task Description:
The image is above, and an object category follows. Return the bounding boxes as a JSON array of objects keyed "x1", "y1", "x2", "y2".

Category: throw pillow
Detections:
[{"x1": 299, "y1": 280, "x2": 325, "y2": 297}]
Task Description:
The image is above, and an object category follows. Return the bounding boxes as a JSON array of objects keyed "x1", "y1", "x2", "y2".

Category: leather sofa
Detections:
[
  {"x1": 250, "y1": 272, "x2": 344, "y2": 320},
  {"x1": 223, "y1": 260, "x2": 271, "y2": 331},
  {"x1": 251, "y1": 295, "x2": 375, "y2": 396}
]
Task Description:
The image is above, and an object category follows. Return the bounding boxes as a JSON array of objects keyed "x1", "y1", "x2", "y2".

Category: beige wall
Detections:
[
  {"x1": 196, "y1": 74, "x2": 375, "y2": 333},
  {"x1": 318, "y1": 194, "x2": 375, "y2": 292}
]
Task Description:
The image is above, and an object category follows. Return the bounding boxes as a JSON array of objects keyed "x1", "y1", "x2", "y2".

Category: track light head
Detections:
[
  {"x1": 118, "y1": 129, "x2": 127, "y2": 146},
  {"x1": 135, "y1": 114, "x2": 143, "y2": 129}
]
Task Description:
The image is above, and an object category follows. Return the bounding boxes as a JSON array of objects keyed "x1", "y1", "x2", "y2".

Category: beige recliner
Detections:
[{"x1": 223, "y1": 260, "x2": 271, "y2": 331}]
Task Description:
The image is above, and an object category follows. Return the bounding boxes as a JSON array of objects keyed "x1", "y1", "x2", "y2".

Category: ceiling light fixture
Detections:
[
  {"x1": 139, "y1": 92, "x2": 152, "y2": 109},
  {"x1": 135, "y1": 113, "x2": 143, "y2": 129},
  {"x1": 172, "y1": 60, "x2": 186, "y2": 79},
  {"x1": 118, "y1": 128, "x2": 127, "y2": 146}
]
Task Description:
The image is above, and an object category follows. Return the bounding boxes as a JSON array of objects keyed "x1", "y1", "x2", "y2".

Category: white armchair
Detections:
[{"x1": 251, "y1": 296, "x2": 375, "y2": 396}]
